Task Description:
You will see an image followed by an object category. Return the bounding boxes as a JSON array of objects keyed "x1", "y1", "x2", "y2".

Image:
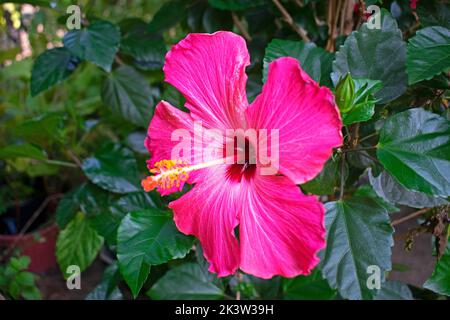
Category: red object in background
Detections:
[
  {"x1": 0, "y1": 223, "x2": 59, "y2": 273},
  {"x1": 410, "y1": 0, "x2": 417, "y2": 10}
]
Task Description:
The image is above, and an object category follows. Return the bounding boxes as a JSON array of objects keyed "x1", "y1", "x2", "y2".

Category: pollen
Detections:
[{"x1": 141, "y1": 159, "x2": 189, "y2": 192}]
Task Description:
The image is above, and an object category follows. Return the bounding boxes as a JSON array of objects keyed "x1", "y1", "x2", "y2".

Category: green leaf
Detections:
[
  {"x1": 13, "y1": 113, "x2": 65, "y2": 145},
  {"x1": 301, "y1": 156, "x2": 342, "y2": 195},
  {"x1": 147, "y1": 0, "x2": 188, "y2": 33},
  {"x1": 375, "y1": 280, "x2": 413, "y2": 300},
  {"x1": 208, "y1": 0, "x2": 266, "y2": 11},
  {"x1": 63, "y1": 20, "x2": 120, "y2": 72},
  {"x1": 368, "y1": 169, "x2": 448, "y2": 209},
  {"x1": 332, "y1": 11, "x2": 407, "y2": 103},
  {"x1": 423, "y1": 246, "x2": 450, "y2": 296},
  {"x1": 101, "y1": 65, "x2": 153, "y2": 127},
  {"x1": 283, "y1": 269, "x2": 337, "y2": 300},
  {"x1": 56, "y1": 212, "x2": 104, "y2": 276},
  {"x1": 10, "y1": 256, "x2": 31, "y2": 271},
  {"x1": 377, "y1": 108, "x2": 450, "y2": 197},
  {"x1": 117, "y1": 209, "x2": 193, "y2": 297},
  {"x1": 337, "y1": 77, "x2": 383, "y2": 125},
  {"x1": 82, "y1": 143, "x2": 140, "y2": 194},
  {"x1": 320, "y1": 194, "x2": 394, "y2": 300},
  {"x1": 417, "y1": 2, "x2": 450, "y2": 29},
  {"x1": 56, "y1": 184, "x2": 88, "y2": 228},
  {"x1": 30, "y1": 47, "x2": 78, "y2": 96},
  {"x1": 407, "y1": 26, "x2": 450, "y2": 84},
  {"x1": 263, "y1": 39, "x2": 333, "y2": 87},
  {"x1": 0, "y1": 144, "x2": 47, "y2": 161},
  {"x1": 86, "y1": 263, "x2": 123, "y2": 300},
  {"x1": 119, "y1": 19, "x2": 166, "y2": 71},
  {"x1": 148, "y1": 263, "x2": 224, "y2": 300}
]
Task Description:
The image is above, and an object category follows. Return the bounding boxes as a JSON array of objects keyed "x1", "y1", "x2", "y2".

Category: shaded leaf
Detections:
[
  {"x1": 332, "y1": 11, "x2": 407, "y2": 103},
  {"x1": 30, "y1": 47, "x2": 78, "y2": 96},
  {"x1": 407, "y1": 26, "x2": 450, "y2": 84},
  {"x1": 147, "y1": 263, "x2": 224, "y2": 300},
  {"x1": 263, "y1": 39, "x2": 333, "y2": 87},
  {"x1": 101, "y1": 65, "x2": 153, "y2": 127},
  {"x1": 82, "y1": 143, "x2": 140, "y2": 194},
  {"x1": 63, "y1": 20, "x2": 120, "y2": 72},
  {"x1": 375, "y1": 280, "x2": 413, "y2": 300},
  {"x1": 283, "y1": 268, "x2": 337, "y2": 300},
  {"x1": 368, "y1": 169, "x2": 448, "y2": 209},
  {"x1": 423, "y1": 246, "x2": 450, "y2": 296},
  {"x1": 0, "y1": 144, "x2": 47, "y2": 161}
]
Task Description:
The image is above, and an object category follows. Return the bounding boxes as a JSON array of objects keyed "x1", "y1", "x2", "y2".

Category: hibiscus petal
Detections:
[
  {"x1": 239, "y1": 174, "x2": 326, "y2": 278},
  {"x1": 164, "y1": 31, "x2": 250, "y2": 130},
  {"x1": 169, "y1": 166, "x2": 241, "y2": 277},
  {"x1": 246, "y1": 57, "x2": 343, "y2": 184}
]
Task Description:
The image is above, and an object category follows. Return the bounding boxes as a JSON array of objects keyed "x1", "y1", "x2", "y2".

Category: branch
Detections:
[
  {"x1": 231, "y1": 12, "x2": 252, "y2": 42},
  {"x1": 339, "y1": 152, "x2": 346, "y2": 200},
  {"x1": 272, "y1": 0, "x2": 310, "y2": 42},
  {"x1": 392, "y1": 208, "x2": 431, "y2": 226}
]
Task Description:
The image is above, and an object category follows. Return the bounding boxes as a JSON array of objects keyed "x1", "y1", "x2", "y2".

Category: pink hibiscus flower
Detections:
[{"x1": 142, "y1": 31, "x2": 342, "y2": 279}]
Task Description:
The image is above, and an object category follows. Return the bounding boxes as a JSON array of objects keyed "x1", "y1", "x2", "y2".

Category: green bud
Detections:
[{"x1": 335, "y1": 73, "x2": 355, "y2": 113}]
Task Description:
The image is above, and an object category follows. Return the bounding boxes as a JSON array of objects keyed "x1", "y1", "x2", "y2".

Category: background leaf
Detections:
[
  {"x1": 263, "y1": 39, "x2": 333, "y2": 86},
  {"x1": 375, "y1": 280, "x2": 413, "y2": 300},
  {"x1": 423, "y1": 246, "x2": 450, "y2": 296},
  {"x1": 332, "y1": 11, "x2": 407, "y2": 103},
  {"x1": 283, "y1": 269, "x2": 337, "y2": 300},
  {"x1": 56, "y1": 212, "x2": 104, "y2": 276},
  {"x1": 82, "y1": 143, "x2": 140, "y2": 194},
  {"x1": 101, "y1": 65, "x2": 154, "y2": 127},
  {"x1": 63, "y1": 20, "x2": 120, "y2": 72},
  {"x1": 30, "y1": 47, "x2": 78, "y2": 96},
  {"x1": 407, "y1": 26, "x2": 450, "y2": 84}
]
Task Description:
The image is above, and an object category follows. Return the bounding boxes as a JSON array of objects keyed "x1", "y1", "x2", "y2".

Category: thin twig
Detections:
[
  {"x1": 0, "y1": 194, "x2": 62, "y2": 262},
  {"x1": 358, "y1": 132, "x2": 379, "y2": 144},
  {"x1": 342, "y1": 146, "x2": 377, "y2": 153},
  {"x1": 44, "y1": 159, "x2": 78, "y2": 168},
  {"x1": 231, "y1": 12, "x2": 252, "y2": 42},
  {"x1": 392, "y1": 208, "x2": 432, "y2": 226},
  {"x1": 272, "y1": 0, "x2": 310, "y2": 42},
  {"x1": 339, "y1": 152, "x2": 346, "y2": 200}
]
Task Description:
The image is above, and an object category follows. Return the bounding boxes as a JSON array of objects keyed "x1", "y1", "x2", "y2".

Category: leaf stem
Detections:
[
  {"x1": 44, "y1": 159, "x2": 79, "y2": 168},
  {"x1": 358, "y1": 132, "x2": 379, "y2": 144},
  {"x1": 343, "y1": 146, "x2": 377, "y2": 153}
]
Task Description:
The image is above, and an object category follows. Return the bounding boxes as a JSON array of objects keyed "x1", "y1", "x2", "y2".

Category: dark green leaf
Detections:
[
  {"x1": 283, "y1": 269, "x2": 337, "y2": 300},
  {"x1": 120, "y1": 19, "x2": 166, "y2": 71},
  {"x1": 320, "y1": 193, "x2": 394, "y2": 300},
  {"x1": 101, "y1": 65, "x2": 153, "y2": 127},
  {"x1": 407, "y1": 26, "x2": 450, "y2": 84},
  {"x1": 56, "y1": 212, "x2": 104, "y2": 276},
  {"x1": 63, "y1": 20, "x2": 120, "y2": 72},
  {"x1": 208, "y1": 0, "x2": 266, "y2": 11},
  {"x1": 417, "y1": 2, "x2": 450, "y2": 29},
  {"x1": 56, "y1": 184, "x2": 87, "y2": 228},
  {"x1": 117, "y1": 209, "x2": 193, "y2": 297},
  {"x1": 423, "y1": 246, "x2": 450, "y2": 296},
  {"x1": 375, "y1": 280, "x2": 413, "y2": 300},
  {"x1": 85, "y1": 263, "x2": 123, "y2": 300},
  {"x1": 13, "y1": 113, "x2": 65, "y2": 145},
  {"x1": 82, "y1": 143, "x2": 140, "y2": 194},
  {"x1": 368, "y1": 169, "x2": 448, "y2": 209},
  {"x1": 302, "y1": 156, "x2": 342, "y2": 195},
  {"x1": 263, "y1": 39, "x2": 333, "y2": 87},
  {"x1": 147, "y1": 0, "x2": 188, "y2": 33},
  {"x1": 0, "y1": 144, "x2": 47, "y2": 161},
  {"x1": 332, "y1": 11, "x2": 407, "y2": 103},
  {"x1": 30, "y1": 47, "x2": 78, "y2": 96},
  {"x1": 148, "y1": 263, "x2": 224, "y2": 300},
  {"x1": 377, "y1": 108, "x2": 450, "y2": 197}
]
